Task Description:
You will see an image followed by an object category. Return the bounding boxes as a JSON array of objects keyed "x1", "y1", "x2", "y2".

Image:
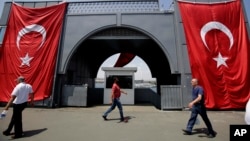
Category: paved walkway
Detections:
[{"x1": 0, "y1": 105, "x2": 246, "y2": 141}]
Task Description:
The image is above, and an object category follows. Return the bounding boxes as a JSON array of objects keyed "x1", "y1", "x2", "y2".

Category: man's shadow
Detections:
[
  {"x1": 22, "y1": 128, "x2": 47, "y2": 138},
  {"x1": 106, "y1": 116, "x2": 135, "y2": 123},
  {"x1": 192, "y1": 128, "x2": 217, "y2": 137}
]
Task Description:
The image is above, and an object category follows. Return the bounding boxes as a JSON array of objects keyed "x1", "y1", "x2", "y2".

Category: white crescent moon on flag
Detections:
[
  {"x1": 200, "y1": 21, "x2": 234, "y2": 51},
  {"x1": 16, "y1": 24, "x2": 46, "y2": 50}
]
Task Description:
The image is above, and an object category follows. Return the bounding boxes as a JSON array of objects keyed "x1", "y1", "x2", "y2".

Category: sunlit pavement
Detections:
[{"x1": 0, "y1": 105, "x2": 245, "y2": 141}]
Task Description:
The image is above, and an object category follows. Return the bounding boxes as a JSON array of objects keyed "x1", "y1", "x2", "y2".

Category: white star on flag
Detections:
[
  {"x1": 20, "y1": 53, "x2": 34, "y2": 67},
  {"x1": 213, "y1": 52, "x2": 228, "y2": 68}
]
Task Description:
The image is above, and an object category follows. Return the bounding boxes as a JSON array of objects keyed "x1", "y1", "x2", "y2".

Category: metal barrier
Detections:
[
  {"x1": 62, "y1": 85, "x2": 88, "y2": 106},
  {"x1": 161, "y1": 85, "x2": 183, "y2": 110}
]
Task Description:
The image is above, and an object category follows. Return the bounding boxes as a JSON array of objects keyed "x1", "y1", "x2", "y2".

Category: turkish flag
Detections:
[
  {"x1": 178, "y1": 0, "x2": 250, "y2": 109},
  {"x1": 114, "y1": 53, "x2": 135, "y2": 67},
  {"x1": 0, "y1": 3, "x2": 67, "y2": 102}
]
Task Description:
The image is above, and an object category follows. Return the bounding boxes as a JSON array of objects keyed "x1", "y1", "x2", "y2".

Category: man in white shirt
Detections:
[{"x1": 2, "y1": 76, "x2": 34, "y2": 139}]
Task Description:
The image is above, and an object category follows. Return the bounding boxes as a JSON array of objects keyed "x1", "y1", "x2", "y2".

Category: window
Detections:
[{"x1": 106, "y1": 75, "x2": 133, "y2": 89}]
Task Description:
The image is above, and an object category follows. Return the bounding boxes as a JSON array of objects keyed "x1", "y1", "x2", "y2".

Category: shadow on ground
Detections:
[{"x1": 23, "y1": 128, "x2": 47, "y2": 138}]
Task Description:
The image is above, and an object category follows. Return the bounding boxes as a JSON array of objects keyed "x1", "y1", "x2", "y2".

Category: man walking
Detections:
[
  {"x1": 102, "y1": 77, "x2": 127, "y2": 122},
  {"x1": 182, "y1": 78, "x2": 216, "y2": 138},
  {"x1": 2, "y1": 76, "x2": 34, "y2": 139}
]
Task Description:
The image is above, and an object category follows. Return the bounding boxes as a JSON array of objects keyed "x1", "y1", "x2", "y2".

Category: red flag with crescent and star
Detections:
[
  {"x1": 178, "y1": 0, "x2": 250, "y2": 109},
  {"x1": 0, "y1": 2, "x2": 67, "y2": 102}
]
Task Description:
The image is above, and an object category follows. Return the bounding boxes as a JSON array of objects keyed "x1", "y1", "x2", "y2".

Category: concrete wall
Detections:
[{"x1": 59, "y1": 12, "x2": 179, "y2": 74}]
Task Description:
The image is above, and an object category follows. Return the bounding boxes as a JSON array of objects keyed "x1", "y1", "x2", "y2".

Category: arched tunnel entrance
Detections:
[{"x1": 59, "y1": 27, "x2": 181, "y2": 108}]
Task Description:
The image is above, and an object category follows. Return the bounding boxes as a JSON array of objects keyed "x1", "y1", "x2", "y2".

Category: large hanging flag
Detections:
[
  {"x1": 0, "y1": 2, "x2": 67, "y2": 102},
  {"x1": 178, "y1": 0, "x2": 250, "y2": 109}
]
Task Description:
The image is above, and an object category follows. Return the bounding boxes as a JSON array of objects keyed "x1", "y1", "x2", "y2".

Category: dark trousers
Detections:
[
  {"x1": 186, "y1": 104, "x2": 215, "y2": 134},
  {"x1": 5, "y1": 102, "x2": 27, "y2": 136}
]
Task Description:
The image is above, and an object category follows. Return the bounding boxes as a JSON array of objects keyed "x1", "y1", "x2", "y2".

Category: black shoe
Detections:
[
  {"x1": 207, "y1": 134, "x2": 215, "y2": 138},
  {"x1": 102, "y1": 115, "x2": 107, "y2": 120},
  {"x1": 182, "y1": 129, "x2": 192, "y2": 135},
  {"x1": 207, "y1": 131, "x2": 216, "y2": 138},
  {"x1": 120, "y1": 118, "x2": 124, "y2": 122},
  {"x1": 11, "y1": 135, "x2": 23, "y2": 139},
  {"x1": 2, "y1": 131, "x2": 10, "y2": 136}
]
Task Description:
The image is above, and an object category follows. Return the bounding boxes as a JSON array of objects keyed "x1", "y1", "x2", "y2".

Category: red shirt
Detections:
[{"x1": 112, "y1": 83, "x2": 121, "y2": 98}]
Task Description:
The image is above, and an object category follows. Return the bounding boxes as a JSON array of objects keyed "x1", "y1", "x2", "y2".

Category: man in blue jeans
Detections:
[
  {"x1": 182, "y1": 78, "x2": 216, "y2": 138},
  {"x1": 102, "y1": 77, "x2": 127, "y2": 122}
]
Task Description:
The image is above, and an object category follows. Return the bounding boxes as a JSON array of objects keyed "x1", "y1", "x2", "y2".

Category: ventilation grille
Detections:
[
  {"x1": 68, "y1": 1, "x2": 159, "y2": 14},
  {"x1": 89, "y1": 27, "x2": 149, "y2": 39},
  {"x1": 92, "y1": 27, "x2": 146, "y2": 37}
]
